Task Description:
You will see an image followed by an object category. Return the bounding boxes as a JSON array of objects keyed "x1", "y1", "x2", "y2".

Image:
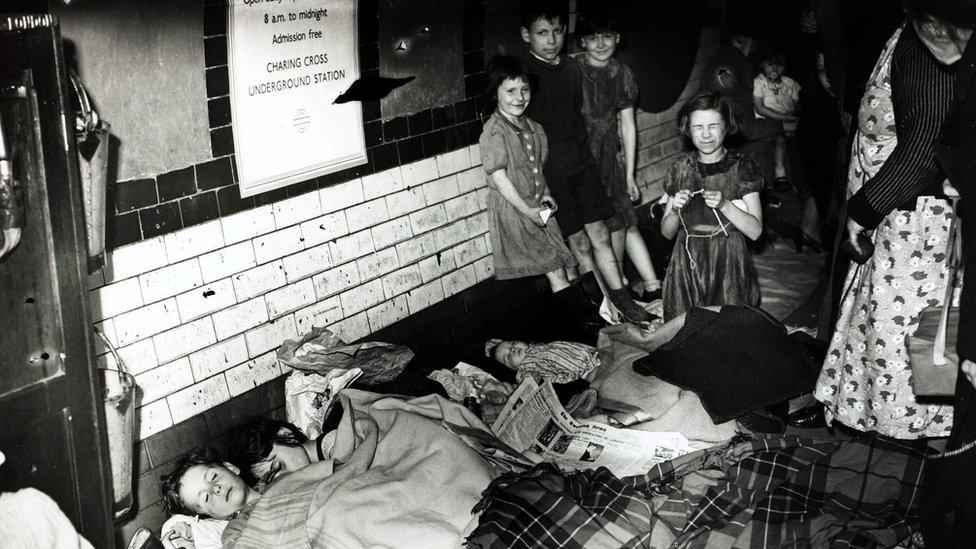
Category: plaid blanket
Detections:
[{"x1": 466, "y1": 435, "x2": 926, "y2": 548}]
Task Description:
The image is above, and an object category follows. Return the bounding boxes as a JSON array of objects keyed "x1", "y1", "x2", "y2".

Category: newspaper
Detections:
[
  {"x1": 441, "y1": 421, "x2": 536, "y2": 473},
  {"x1": 491, "y1": 378, "x2": 691, "y2": 478}
]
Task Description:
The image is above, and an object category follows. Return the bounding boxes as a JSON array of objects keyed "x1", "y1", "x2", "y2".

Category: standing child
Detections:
[
  {"x1": 478, "y1": 56, "x2": 578, "y2": 296},
  {"x1": 660, "y1": 91, "x2": 764, "y2": 320},
  {"x1": 752, "y1": 44, "x2": 801, "y2": 184},
  {"x1": 517, "y1": 0, "x2": 650, "y2": 322},
  {"x1": 577, "y1": 10, "x2": 662, "y2": 302}
]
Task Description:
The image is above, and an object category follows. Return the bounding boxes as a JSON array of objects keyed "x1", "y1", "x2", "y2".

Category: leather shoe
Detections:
[{"x1": 787, "y1": 402, "x2": 826, "y2": 428}]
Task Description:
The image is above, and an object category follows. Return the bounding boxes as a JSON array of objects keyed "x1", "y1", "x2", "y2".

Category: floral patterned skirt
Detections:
[{"x1": 816, "y1": 197, "x2": 959, "y2": 439}]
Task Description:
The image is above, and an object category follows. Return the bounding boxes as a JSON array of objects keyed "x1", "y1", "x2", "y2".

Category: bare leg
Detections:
[
  {"x1": 582, "y1": 220, "x2": 625, "y2": 291},
  {"x1": 567, "y1": 230, "x2": 608, "y2": 296},
  {"x1": 544, "y1": 267, "x2": 571, "y2": 293},
  {"x1": 774, "y1": 135, "x2": 787, "y2": 180},
  {"x1": 623, "y1": 225, "x2": 660, "y2": 291},
  {"x1": 611, "y1": 228, "x2": 627, "y2": 286}
]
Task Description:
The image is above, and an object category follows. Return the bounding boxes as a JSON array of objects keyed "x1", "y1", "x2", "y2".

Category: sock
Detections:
[{"x1": 643, "y1": 280, "x2": 661, "y2": 292}]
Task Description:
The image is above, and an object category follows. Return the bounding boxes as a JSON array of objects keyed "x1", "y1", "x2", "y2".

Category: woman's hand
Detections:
[
  {"x1": 847, "y1": 216, "x2": 868, "y2": 254},
  {"x1": 702, "y1": 190, "x2": 728, "y2": 211},
  {"x1": 963, "y1": 360, "x2": 976, "y2": 390},
  {"x1": 670, "y1": 189, "x2": 692, "y2": 211},
  {"x1": 943, "y1": 178, "x2": 960, "y2": 199}
]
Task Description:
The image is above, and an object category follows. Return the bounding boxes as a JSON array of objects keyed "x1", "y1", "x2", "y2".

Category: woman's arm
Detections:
[
  {"x1": 704, "y1": 190, "x2": 763, "y2": 240},
  {"x1": 619, "y1": 106, "x2": 640, "y2": 200},
  {"x1": 490, "y1": 169, "x2": 546, "y2": 226},
  {"x1": 847, "y1": 33, "x2": 953, "y2": 229}
]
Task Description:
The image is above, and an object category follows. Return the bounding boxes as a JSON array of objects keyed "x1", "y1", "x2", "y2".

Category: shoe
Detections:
[
  {"x1": 786, "y1": 402, "x2": 826, "y2": 428},
  {"x1": 628, "y1": 287, "x2": 644, "y2": 302},
  {"x1": 551, "y1": 285, "x2": 605, "y2": 344},
  {"x1": 640, "y1": 287, "x2": 663, "y2": 302},
  {"x1": 561, "y1": 282, "x2": 607, "y2": 322},
  {"x1": 740, "y1": 406, "x2": 787, "y2": 434},
  {"x1": 608, "y1": 287, "x2": 652, "y2": 323},
  {"x1": 578, "y1": 271, "x2": 604, "y2": 307}
]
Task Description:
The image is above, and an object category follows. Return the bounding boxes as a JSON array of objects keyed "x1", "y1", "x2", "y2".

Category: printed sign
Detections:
[{"x1": 228, "y1": 0, "x2": 365, "y2": 197}]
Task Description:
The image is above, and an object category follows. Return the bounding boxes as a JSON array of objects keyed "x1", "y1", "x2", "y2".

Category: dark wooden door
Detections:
[{"x1": 0, "y1": 15, "x2": 113, "y2": 547}]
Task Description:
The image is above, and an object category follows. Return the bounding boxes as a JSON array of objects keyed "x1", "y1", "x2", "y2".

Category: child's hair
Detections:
[
  {"x1": 576, "y1": 7, "x2": 621, "y2": 38},
  {"x1": 755, "y1": 42, "x2": 787, "y2": 66},
  {"x1": 676, "y1": 90, "x2": 739, "y2": 138},
  {"x1": 485, "y1": 338, "x2": 503, "y2": 359},
  {"x1": 483, "y1": 55, "x2": 533, "y2": 114},
  {"x1": 228, "y1": 416, "x2": 308, "y2": 486},
  {"x1": 518, "y1": 0, "x2": 567, "y2": 31}
]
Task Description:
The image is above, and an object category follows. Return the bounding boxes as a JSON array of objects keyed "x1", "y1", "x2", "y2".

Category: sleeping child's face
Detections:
[
  {"x1": 581, "y1": 32, "x2": 620, "y2": 66},
  {"x1": 178, "y1": 462, "x2": 256, "y2": 519},
  {"x1": 521, "y1": 17, "x2": 565, "y2": 62},
  {"x1": 494, "y1": 340, "x2": 529, "y2": 370},
  {"x1": 251, "y1": 441, "x2": 312, "y2": 484}
]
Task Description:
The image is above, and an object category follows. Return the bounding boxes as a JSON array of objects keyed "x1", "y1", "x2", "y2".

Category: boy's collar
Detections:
[{"x1": 529, "y1": 50, "x2": 562, "y2": 66}]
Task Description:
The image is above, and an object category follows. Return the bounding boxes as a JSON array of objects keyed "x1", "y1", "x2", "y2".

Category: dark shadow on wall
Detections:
[{"x1": 586, "y1": 0, "x2": 706, "y2": 114}]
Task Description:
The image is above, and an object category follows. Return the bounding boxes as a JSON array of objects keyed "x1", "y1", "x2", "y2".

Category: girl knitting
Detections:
[
  {"x1": 479, "y1": 55, "x2": 577, "y2": 293},
  {"x1": 660, "y1": 91, "x2": 763, "y2": 320}
]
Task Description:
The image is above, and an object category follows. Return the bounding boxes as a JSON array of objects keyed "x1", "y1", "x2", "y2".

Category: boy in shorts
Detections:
[{"x1": 518, "y1": 0, "x2": 650, "y2": 322}]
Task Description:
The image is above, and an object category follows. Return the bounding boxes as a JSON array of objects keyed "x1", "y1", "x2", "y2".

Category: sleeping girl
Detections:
[{"x1": 485, "y1": 338, "x2": 600, "y2": 384}]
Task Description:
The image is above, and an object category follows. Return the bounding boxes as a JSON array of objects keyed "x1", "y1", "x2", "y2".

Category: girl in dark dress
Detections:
[
  {"x1": 576, "y1": 11, "x2": 662, "y2": 302},
  {"x1": 660, "y1": 92, "x2": 764, "y2": 320}
]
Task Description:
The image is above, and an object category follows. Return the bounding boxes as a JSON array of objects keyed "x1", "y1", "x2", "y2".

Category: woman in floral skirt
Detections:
[{"x1": 815, "y1": 22, "x2": 961, "y2": 439}]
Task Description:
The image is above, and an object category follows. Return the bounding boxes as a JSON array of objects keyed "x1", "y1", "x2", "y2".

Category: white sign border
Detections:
[{"x1": 226, "y1": 0, "x2": 367, "y2": 198}]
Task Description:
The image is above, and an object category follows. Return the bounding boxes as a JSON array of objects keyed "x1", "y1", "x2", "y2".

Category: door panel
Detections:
[{"x1": 0, "y1": 17, "x2": 113, "y2": 548}]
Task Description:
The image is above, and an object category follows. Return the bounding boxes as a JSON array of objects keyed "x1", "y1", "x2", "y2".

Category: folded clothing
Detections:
[{"x1": 633, "y1": 305, "x2": 820, "y2": 424}]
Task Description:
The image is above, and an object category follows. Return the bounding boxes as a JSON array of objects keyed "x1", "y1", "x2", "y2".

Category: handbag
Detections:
[{"x1": 908, "y1": 197, "x2": 962, "y2": 397}]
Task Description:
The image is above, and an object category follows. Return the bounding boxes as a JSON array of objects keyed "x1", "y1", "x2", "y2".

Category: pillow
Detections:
[{"x1": 633, "y1": 306, "x2": 820, "y2": 424}]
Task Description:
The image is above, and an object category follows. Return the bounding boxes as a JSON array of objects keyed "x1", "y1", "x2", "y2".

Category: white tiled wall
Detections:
[
  {"x1": 91, "y1": 146, "x2": 493, "y2": 440},
  {"x1": 91, "y1": 27, "x2": 715, "y2": 441}
]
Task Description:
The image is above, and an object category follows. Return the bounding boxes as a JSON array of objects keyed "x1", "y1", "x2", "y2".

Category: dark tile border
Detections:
[{"x1": 106, "y1": 1, "x2": 485, "y2": 250}]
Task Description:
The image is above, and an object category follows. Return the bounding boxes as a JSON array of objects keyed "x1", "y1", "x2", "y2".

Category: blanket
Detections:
[
  {"x1": 633, "y1": 306, "x2": 821, "y2": 424},
  {"x1": 223, "y1": 390, "x2": 497, "y2": 548},
  {"x1": 584, "y1": 323, "x2": 739, "y2": 446},
  {"x1": 466, "y1": 434, "x2": 926, "y2": 548}
]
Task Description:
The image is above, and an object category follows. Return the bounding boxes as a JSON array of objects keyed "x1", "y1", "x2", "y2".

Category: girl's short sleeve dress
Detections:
[
  {"x1": 662, "y1": 150, "x2": 762, "y2": 320},
  {"x1": 479, "y1": 111, "x2": 577, "y2": 280},
  {"x1": 579, "y1": 58, "x2": 640, "y2": 231}
]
